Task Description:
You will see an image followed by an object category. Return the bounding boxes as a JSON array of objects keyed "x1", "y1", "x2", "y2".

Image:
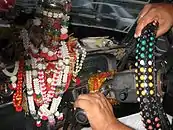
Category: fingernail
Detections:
[{"x1": 134, "y1": 33, "x2": 137, "y2": 38}]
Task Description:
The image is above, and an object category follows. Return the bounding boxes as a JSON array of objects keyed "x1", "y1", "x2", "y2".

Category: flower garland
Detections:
[
  {"x1": 12, "y1": 60, "x2": 24, "y2": 112},
  {"x1": 2, "y1": 61, "x2": 19, "y2": 89},
  {"x1": 2, "y1": 0, "x2": 87, "y2": 127},
  {"x1": 2, "y1": 61, "x2": 19, "y2": 77},
  {"x1": 17, "y1": 8, "x2": 86, "y2": 128}
]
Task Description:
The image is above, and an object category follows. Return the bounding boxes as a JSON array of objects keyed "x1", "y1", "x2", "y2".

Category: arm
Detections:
[
  {"x1": 74, "y1": 93, "x2": 132, "y2": 130},
  {"x1": 106, "y1": 120, "x2": 132, "y2": 130}
]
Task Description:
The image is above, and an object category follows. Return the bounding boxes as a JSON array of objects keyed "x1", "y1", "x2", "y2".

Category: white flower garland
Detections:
[{"x1": 2, "y1": 61, "x2": 19, "y2": 77}]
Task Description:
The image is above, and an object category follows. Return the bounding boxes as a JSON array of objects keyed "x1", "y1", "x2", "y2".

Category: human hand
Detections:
[
  {"x1": 74, "y1": 92, "x2": 117, "y2": 130},
  {"x1": 135, "y1": 3, "x2": 173, "y2": 38}
]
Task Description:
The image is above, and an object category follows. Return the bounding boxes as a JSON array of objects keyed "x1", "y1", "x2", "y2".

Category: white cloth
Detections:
[
  {"x1": 118, "y1": 113, "x2": 146, "y2": 130},
  {"x1": 82, "y1": 112, "x2": 172, "y2": 130}
]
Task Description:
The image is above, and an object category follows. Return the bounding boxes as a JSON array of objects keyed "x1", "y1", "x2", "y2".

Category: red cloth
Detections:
[{"x1": 0, "y1": 0, "x2": 15, "y2": 12}]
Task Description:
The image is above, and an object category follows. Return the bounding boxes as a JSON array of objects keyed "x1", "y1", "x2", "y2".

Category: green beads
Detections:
[
  {"x1": 137, "y1": 38, "x2": 140, "y2": 41},
  {"x1": 149, "y1": 42, "x2": 154, "y2": 46},
  {"x1": 25, "y1": 65, "x2": 31, "y2": 70},
  {"x1": 148, "y1": 54, "x2": 153, "y2": 59},
  {"x1": 137, "y1": 44, "x2": 140, "y2": 48},
  {"x1": 36, "y1": 94, "x2": 42, "y2": 98},
  {"x1": 149, "y1": 48, "x2": 153, "y2": 52},
  {"x1": 150, "y1": 36, "x2": 154, "y2": 41},
  {"x1": 61, "y1": 21, "x2": 69, "y2": 26},
  {"x1": 136, "y1": 34, "x2": 155, "y2": 61},
  {"x1": 52, "y1": 30, "x2": 60, "y2": 35},
  {"x1": 140, "y1": 53, "x2": 145, "y2": 58},
  {"x1": 141, "y1": 40, "x2": 146, "y2": 45},
  {"x1": 136, "y1": 56, "x2": 139, "y2": 60},
  {"x1": 141, "y1": 47, "x2": 145, "y2": 51}
]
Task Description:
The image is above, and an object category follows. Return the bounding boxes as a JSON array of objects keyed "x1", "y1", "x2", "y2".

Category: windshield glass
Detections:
[
  {"x1": 72, "y1": 0, "x2": 96, "y2": 13},
  {"x1": 71, "y1": 0, "x2": 150, "y2": 33}
]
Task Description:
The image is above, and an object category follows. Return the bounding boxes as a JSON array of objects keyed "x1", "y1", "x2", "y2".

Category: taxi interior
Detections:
[{"x1": 0, "y1": 0, "x2": 173, "y2": 130}]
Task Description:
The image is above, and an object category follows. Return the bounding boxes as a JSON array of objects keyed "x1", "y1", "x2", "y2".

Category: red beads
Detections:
[
  {"x1": 12, "y1": 60, "x2": 24, "y2": 112},
  {"x1": 148, "y1": 125, "x2": 153, "y2": 130},
  {"x1": 15, "y1": 106, "x2": 23, "y2": 112},
  {"x1": 42, "y1": 115, "x2": 48, "y2": 121},
  {"x1": 75, "y1": 77, "x2": 81, "y2": 86},
  {"x1": 60, "y1": 34, "x2": 68, "y2": 40},
  {"x1": 36, "y1": 121, "x2": 42, "y2": 127},
  {"x1": 53, "y1": 21, "x2": 61, "y2": 30}
]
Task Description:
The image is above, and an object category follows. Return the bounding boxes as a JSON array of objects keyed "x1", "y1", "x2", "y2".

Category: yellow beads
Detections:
[
  {"x1": 148, "y1": 68, "x2": 152, "y2": 73},
  {"x1": 149, "y1": 82, "x2": 153, "y2": 87},
  {"x1": 150, "y1": 90, "x2": 154, "y2": 95},
  {"x1": 135, "y1": 63, "x2": 138, "y2": 67},
  {"x1": 135, "y1": 69, "x2": 138, "y2": 73},
  {"x1": 137, "y1": 91, "x2": 139, "y2": 95},
  {"x1": 141, "y1": 91, "x2": 146, "y2": 96},
  {"x1": 148, "y1": 75, "x2": 153, "y2": 80},
  {"x1": 140, "y1": 67, "x2": 144, "y2": 73},
  {"x1": 140, "y1": 75, "x2": 144, "y2": 80},
  {"x1": 136, "y1": 84, "x2": 139, "y2": 87},
  {"x1": 135, "y1": 76, "x2": 138, "y2": 80},
  {"x1": 140, "y1": 83, "x2": 144, "y2": 88}
]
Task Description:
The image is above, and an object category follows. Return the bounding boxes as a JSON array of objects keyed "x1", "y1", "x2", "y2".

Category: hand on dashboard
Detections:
[
  {"x1": 135, "y1": 3, "x2": 173, "y2": 38},
  {"x1": 74, "y1": 92, "x2": 117, "y2": 130}
]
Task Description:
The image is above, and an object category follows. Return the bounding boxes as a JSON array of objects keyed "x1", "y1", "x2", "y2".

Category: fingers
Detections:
[
  {"x1": 75, "y1": 98, "x2": 93, "y2": 111},
  {"x1": 135, "y1": 10, "x2": 159, "y2": 38},
  {"x1": 74, "y1": 93, "x2": 96, "y2": 109},
  {"x1": 156, "y1": 22, "x2": 170, "y2": 37},
  {"x1": 74, "y1": 93, "x2": 116, "y2": 130},
  {"x1": 74, "y1": 93, "x2": 112, "y2": 112},
  {"x1": 137, "y1": 4, "x2": 152, "y2": 22},
  {"x1": 97, "y1": 93, "x2": 113, "y2": 111}
]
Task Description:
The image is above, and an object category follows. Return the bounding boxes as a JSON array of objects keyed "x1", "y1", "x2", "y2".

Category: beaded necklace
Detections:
[
  {"x1": 19, "y1": 9, "x2": 86, "y2": 127},
  {"x1": 3, "y1": 0, "x2": 86, "y2": 127}
]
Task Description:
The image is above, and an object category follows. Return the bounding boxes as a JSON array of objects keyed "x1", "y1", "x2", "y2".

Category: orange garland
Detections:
[
  {"x1": 12, "y1": 60, "x2": 24, "y2": 112},
  {"x1": 88, "y1": 70, "x2": 116, "y2": 93}
]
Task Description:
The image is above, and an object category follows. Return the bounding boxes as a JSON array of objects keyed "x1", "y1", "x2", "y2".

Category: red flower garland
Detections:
[{"x1": 12, "y1": 60, "x2": 24, "y2": 112}]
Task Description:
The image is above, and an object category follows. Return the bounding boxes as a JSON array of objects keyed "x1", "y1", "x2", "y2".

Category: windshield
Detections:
[
  {"x1": 71, "y1": 0, "x2": 96, "y2": 13},
  {"x1": 72, "y1": 0, "x2": 93, "y2": 8},
  {"x1": 71, "y1": 0, "x2": 149, "y2": 33}
]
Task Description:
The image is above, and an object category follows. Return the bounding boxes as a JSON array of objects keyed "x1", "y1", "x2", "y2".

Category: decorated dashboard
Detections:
[{"x1": 0, "y1": 0, "x2": 173, "y2": 130}]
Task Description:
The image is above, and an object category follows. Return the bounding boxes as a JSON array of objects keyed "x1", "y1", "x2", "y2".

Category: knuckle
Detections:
[
  {"x1": 144, "y1": 4, "x2": 151, "y2": 8},
  {"x1": 95, "y1": 98, "x2": 101, "y2": 103},
  {"x1": 77, "y1": 94, "x2": 85, "y2": 99},
  {"x1": 150, "y1": 8, "x2": 157, "y2": 13}
]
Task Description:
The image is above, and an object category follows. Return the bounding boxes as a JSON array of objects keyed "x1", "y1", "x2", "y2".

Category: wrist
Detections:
[
  {"x1": 104, "y1": 119, "x2": 117, "y2": 130},
  {"x1": 105, "y1": 120, "x2": 132, "y2": 130}
]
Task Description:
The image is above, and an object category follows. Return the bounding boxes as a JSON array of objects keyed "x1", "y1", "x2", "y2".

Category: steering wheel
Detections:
[{"x1": 135, "y1": 22, "x2": 171, "y2": 130}]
